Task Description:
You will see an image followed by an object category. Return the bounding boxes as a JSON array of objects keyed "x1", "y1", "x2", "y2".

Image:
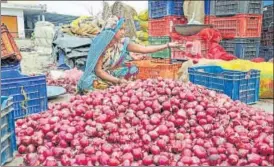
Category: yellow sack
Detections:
[
  {"x1": 68, "y1": 16, "x2": 101, "y2": 37},
  {"x1": 138, "y1": 9, "x2": 148, "y2": 21},
  {"x1": 139, "y1": 20, "x2": 148, "y2": 32},
  {"x1": 136, "y1": 31, "x2": 148, "y2": 41},
  {"x1": 71, "y1": 16, "x2": 90, "y2": 27},
  {"x1": 218, "y1": 60, "x2": 273, "y2": 99},
  {"x1": 134, "y1": 15, "x2": 139, "y2": 21}
]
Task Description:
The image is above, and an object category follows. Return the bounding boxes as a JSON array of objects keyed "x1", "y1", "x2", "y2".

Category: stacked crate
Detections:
[
  {"x1": 1, "y1": 24, "x2": 22, "y2": 70},
  {"x1": 133, "y1": 1, "x2": 186, "y2": 80},
  {"x1": 260, "y1": 4, "x2": 273, "y2": 61},
  {"x1": 205, "y1": 0, "x2": 263, "y2": 60},
  {"x1": 148, "y1": 1, "x2": 211, "y2": 61},
  {"x1": 1, "y1": 96, "x2": 17, "y2": 166},
  {"x1": 1, "y1": 70, "x2": 48, "y2": 119},
  {"x1": 148, "y1": 0, "x2": 187, "y2": 60}
]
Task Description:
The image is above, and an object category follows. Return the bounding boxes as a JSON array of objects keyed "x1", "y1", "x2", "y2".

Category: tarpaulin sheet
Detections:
[{"x1": 52, "y1": 27, "x2": 93, "y2": 65}]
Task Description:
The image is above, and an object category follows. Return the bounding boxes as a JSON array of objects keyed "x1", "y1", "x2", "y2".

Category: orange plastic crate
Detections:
[
  {"x1": 131, "y1": 60, "x2": 182, "y2": 80},
  {"x1": 205, "y1": 14, "x2": 262, "y2": 39},
  {"x1": 1, "y1": 24, "x2": 22, "y2": 60},
  {"x1": 148, "y1": 16, "x2": 187, "y2": 37}
]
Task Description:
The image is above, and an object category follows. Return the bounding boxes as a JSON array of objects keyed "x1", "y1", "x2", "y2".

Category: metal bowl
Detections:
[
  {"x1": 47, "y1": 86, "x2": 66, "y2": 99},
  {"x1": 175, "y1": 24, "x2": 213, "y2": 36}
]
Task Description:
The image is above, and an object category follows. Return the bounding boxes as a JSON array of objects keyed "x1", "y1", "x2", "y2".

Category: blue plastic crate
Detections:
[
  {"x1": 259, "y1": 46, "x2": 274, "y2": 61},
  {"x1": 188, "y1": 66, "x2": 260, "y2": 104},
  {"x1": 220, "y1": 38, "x2": 260, "y2": 60},
  {"x1": 149, "y1": 0, "x2": 184, "y2": 19},
  {"x1": 1, "y1": 96, "x2": 16, "y2": 166},
  {"x1": 205, "y1": 0, "x2": 211, "y2": 15},
  {"x1": 264, "y1": 0, "x2": 273, "y2": 7},
  {"x1": 1, "y1": 62, "x2": 21, "y2": 72},
  {"x1": 1, "y1": 70, "x2": 48, "y2": 119}
]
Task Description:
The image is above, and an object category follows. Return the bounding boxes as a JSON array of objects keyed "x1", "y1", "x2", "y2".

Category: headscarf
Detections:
[
  {"x1": 101, "y1": 15, "x2": 126, "y2": 33},
  {"x1": 103, "y1": 15, "x2": 120, "y2": 30}
]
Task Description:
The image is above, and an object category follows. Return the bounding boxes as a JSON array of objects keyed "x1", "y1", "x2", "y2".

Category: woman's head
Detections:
[
  {"x1": 114, "y1": 23, "x2": 126, "y2": 40},
  {"x1": 103, "y1": 16, "x2": 126, "y2": 40}
]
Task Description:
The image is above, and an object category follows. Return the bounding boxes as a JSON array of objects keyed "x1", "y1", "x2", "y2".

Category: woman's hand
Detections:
[
  {"x1": 139, "y1": 54, "x2": 151, "y2": 60},
  {"x1": 117, "y1": 78, "x2": 128, "y2": 84},
  {"x1": 167, "y1": 42, "x2": 184, "y2": 48}
]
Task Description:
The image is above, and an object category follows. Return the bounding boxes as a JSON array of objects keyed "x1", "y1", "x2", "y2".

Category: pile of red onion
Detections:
[
  {"x1": 46, "y1": 68, "x2": 83, "y2": 94},
  {"x1": 46, "y1": 76, "x2": 76, "y2": 94},
  {"x1": 16, "y1": 78, "x2": 273, "y2": 166}
]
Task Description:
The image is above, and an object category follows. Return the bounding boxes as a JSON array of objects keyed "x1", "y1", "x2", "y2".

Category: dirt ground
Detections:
[{"x1": 3, "y1": 39, "x2": 274, "y2": 166}]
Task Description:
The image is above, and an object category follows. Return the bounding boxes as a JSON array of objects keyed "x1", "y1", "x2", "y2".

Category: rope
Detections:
[{"x1": 20, "y1": 86, "x2": 29, "y2": 118}]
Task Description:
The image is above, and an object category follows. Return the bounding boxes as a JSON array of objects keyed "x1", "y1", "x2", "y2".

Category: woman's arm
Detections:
[
  {"x1": 127, "y1": 42, "x2": 169, "y2": 54},
  {"x1": 127, "y1": 42, "x2": 182, "y2": 54},
  {"x1": 95, "y1": 56, "x2": 120, "y2": 84}
]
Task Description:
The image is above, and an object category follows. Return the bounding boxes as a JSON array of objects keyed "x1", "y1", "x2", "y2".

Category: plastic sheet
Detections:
[
  {"x1": 200, "y1": 28, "x2": 237, "y2": 60},
  {"x1": 183, "y1": 0, "x2": 205, "y2": 24}
]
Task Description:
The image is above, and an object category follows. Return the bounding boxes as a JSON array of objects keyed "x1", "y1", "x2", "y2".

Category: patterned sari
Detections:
[{"x1": 93, "y1": 37, "x2": 138, "y2": 89}]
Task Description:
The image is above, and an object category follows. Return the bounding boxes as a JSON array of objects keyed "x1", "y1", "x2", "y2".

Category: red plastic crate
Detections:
[
  {"x1": 205, "y1": 14, "x2": 262, "y2": 39},
  {"x1": 171, "y1": 34, "x2": 210, "y2": 60},
  {"x1": 1, "y1": 24, "x2": 22, "y2": 61},
  {"x1": 148, "y1": 16, "x2": 187, "y2": 37}
]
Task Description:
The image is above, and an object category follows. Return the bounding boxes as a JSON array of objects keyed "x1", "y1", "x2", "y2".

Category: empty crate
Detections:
[
  {"x1": 148, "y1": 16, "x2": 187, "y2": 37},
  {"x1": 205, "y1": 14, "x2": 262, "y2": 39},
  {"x1": 1, "y1": 24, "x2": 22, "y2": 61},
  {"x1": 210, "y1": 0, "x2": 263, "y2": 16},
  {"x1": 261, "y1": 27, "x2": 273, "y2": 46},
  {"x1": 148, "y1": 0, "x2": 184, "y2": 19},
  {"x1": 188, "y1": 65, "x2": 260, "y2": 104},
  {"x1": 220, "y1": 38, "x2": 260, "y2": 60},
  {"x1": 1, "y1": 96, "x2": 16, "y2": 166},
  {"x1": 1, "y1": 70, "x2": 48, "y2": 119}
]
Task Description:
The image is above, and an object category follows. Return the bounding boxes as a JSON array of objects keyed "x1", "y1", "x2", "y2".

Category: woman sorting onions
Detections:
[{"x1": 92, "y1": 16, "x2": 182, "y2": 89}]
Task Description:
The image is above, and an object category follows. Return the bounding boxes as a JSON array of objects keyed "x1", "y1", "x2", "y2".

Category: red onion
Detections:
[
  {"x1": 75, "y1": 154, "x2": 88, "y2": 165},
  {"x1": 18, "y1": 145, "x2": 27, "y2": 154},
  {"x1": 43, "y1": 156, "x2": 58, "y2": 166},
  {"x1": 142, "y1": 155, "x2": 153, "y2": 165}
]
